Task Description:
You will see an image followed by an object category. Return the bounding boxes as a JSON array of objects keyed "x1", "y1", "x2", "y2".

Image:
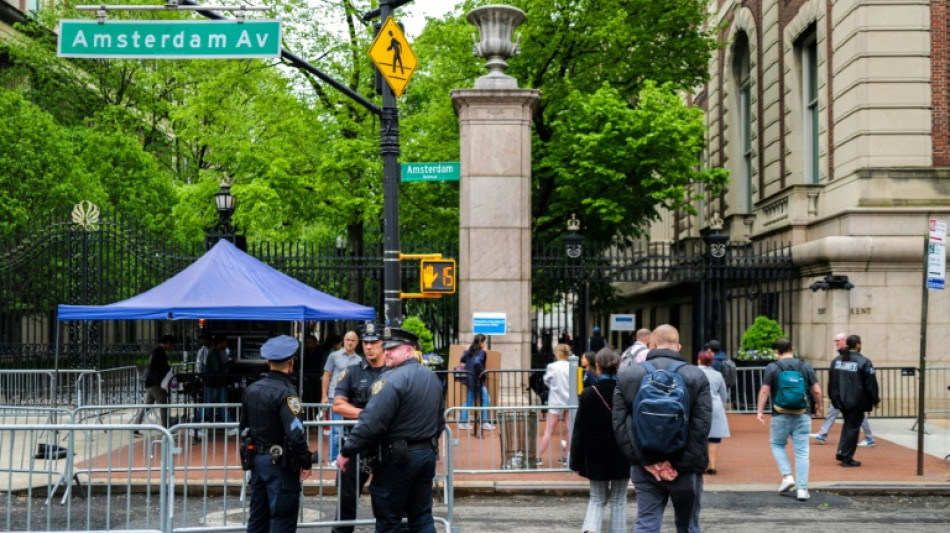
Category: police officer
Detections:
[
  {"x1": 240, "y1": 335, "x2": 314, "y2": 533},
  {"x1": 330, "y1": 323, "x2": 387, "y2": 533},
  {"x1": 337, "y1": 327, "x2": 445, "y2": 533}
]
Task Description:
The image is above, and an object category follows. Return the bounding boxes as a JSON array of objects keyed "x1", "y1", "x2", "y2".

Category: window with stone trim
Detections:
[
  {"x1": 799, "y1": 29, "x2": 819, "y2": 184},
  {"x1": 733, "y1": 32, "x2": 753, "y2": 213}
]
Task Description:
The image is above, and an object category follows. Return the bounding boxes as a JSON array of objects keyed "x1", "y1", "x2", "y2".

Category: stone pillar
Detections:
[
  {"x1": 451, "y1": 89, "x2": 539, "y2": 369},
  {"x1": 451, "y1": 5, "x2": 539, "y2": 370}
]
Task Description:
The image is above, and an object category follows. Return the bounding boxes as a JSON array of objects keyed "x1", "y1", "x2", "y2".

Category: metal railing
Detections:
[{"x1": 729, "y1": 365, "x2": 932, "y2": 418}]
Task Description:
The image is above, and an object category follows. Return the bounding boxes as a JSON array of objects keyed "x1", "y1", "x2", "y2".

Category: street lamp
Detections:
[
  {"x1": 810, "y1": 274, "x2": 854, "y2": 291},
  {"x1": 205, "y1": 173, "x2": 246, "y2": 251},
  {"x1": 214, "y1": 173, "x2": 236, "y2": 231}
]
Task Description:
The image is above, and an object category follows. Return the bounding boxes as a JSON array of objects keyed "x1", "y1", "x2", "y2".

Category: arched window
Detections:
[{"x1": 733, "y1": 32, "x2": 753, "y2": 213}]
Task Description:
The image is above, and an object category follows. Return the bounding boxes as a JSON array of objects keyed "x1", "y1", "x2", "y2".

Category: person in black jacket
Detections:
[
  {"x1": 613, "y1": 325, "x2": 711, "y2": 533},
  {"x1": 241, "y1": 335, "x2": 314, "y2": 533},
  {"x1": 133, "y1": 334, "x2": 175, "y2": 430},
  {"x1": 337, "y1": 327, "x2": 445, "y2": 533},
  {"x1": 827, "y1": 334, "x2": 880, "y2": 467},
  {"x1": 571, "y1": 347, "x2": 630, "y2": 533}
]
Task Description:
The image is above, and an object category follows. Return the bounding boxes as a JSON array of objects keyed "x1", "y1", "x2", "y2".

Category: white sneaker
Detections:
[
  {"x1": 778, "y1": 475, "x2": 795, "y2": 493},
  {"x1": 857, "y1": 438, "x2": 876, "y2": 447},
  {"x1": 458, "y1": 423, "x2": 472, "y2": 430},
  {"x1": 481, "y1": 422, "x2": 495, "y2": 430},
  {"x1": 797, "y1": 488, "x2": 810, "y2": 501},
  {"x1": 328, "y1": 460, "x2": 337, "y2": 468},
  {"x1": 226, "y1": 428, "x2": 238, "y2": 436}
]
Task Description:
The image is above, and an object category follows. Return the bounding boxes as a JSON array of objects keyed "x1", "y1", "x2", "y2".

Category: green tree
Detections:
[{"x1": 406, "y1": 0, "x2": 728, "y2": 244}]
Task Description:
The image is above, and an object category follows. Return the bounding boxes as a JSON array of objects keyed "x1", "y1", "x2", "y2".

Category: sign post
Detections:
[{"x1": 918, "y1": 218, "x2": 945, "y2": 475}]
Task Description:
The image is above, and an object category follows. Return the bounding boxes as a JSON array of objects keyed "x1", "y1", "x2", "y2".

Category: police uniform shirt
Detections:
[
  {"x1": 340, "y1": 358, "x2": 445, "y2": 457},
  {"x1": 240, "y1": 370, "x2": 312, "y2": 469},
  {"x1": 334, "y1": 358, "x2": 388, "y2": 410}
]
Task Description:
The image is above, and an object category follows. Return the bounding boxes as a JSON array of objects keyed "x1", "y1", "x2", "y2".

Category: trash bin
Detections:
[{"x1": 498, "y1": 410, "x2": 538, "y2": 470}]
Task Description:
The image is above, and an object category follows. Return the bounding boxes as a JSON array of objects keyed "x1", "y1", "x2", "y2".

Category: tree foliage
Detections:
[{"x1": 408, "y1": 0, "x2": 728, "y2": 245}]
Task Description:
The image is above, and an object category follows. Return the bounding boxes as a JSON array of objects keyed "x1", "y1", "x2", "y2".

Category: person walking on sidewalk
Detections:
[
  {"x1": 811, "y1": 332, "x2": 876, "y2": 447},
  {"x1": 697, "y1": 349, "x2": 730, "y2": 475},
  {"x1": 570, "y1": 348, "x2": 629, "y2": 533},
  {"x1": 613, "y1": 325, "x2": 711, "y2": 533},
  {"x1": 458, "y1": 334, "x2": 494, "y2": 431},
  {"x1": 537, "y1": 343, "x2": 571, "y2": 466},
  {"x1": 133, "y1": 334, "x2": 175, "y2": 430},
  {"x1": 756, "y1": 339, "x2": 823, "y2": 502},
  {"x1": 827, "y1": 334, "x2": 880, "y2": 467}
]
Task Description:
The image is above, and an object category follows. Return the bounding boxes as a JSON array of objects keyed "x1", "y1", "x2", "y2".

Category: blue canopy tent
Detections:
[
  {"x1": 58, "y1": 239, "x2": 375, "y2": 321},
  {"x1": 55, "y1": 239, "x2": 374, "y2": 397}
]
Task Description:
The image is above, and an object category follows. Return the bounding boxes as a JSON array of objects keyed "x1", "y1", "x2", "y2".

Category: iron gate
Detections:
[
  {"x1": 0, "y1": 208, "x2": 458, "y2": 369},
  {"x1": 531, "y1": 231, "x2": 797, "y2": 362}
]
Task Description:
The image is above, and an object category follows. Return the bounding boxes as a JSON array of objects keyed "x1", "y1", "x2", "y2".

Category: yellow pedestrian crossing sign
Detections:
[{"x1": 368, "y1": 16, "x2": 417, "y2": 97}]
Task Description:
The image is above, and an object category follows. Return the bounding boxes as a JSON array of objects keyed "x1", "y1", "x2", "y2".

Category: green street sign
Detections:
[
  {"x1": 57, "y1": 20, "x2": 282, "y2": 59},
  {"x1": 401, "y1": 162, "x2": 460, "y2": 182}
]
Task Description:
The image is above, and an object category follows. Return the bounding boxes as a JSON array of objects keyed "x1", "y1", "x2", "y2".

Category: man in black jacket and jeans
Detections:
[
  {"x1": 613, "y1": 324, "x2": 711, "y2": 533},
  {"x1": 828, "y1": 334, "x2": 880, "y2": 467}
]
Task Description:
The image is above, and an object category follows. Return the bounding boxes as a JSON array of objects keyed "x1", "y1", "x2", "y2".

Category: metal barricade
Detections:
[
  {"x1": 1, "y1": 423, "x2": 174, "y2": 532},
  {"x1": 925, "y1": 365, "x2": 950, "y2": 419},
  {"x1": 444, "y1": 405, "x2": 574, "y2": 474},
  {"x1": 0, "y1": 370, "x2": 56, "y2": 406},
  {"x1": 83, "y1": 367, "x2": 140, "y2": 407}
]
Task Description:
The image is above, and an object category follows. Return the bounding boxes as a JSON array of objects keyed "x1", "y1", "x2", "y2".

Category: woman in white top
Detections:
[
  {"x1": 698, "y1": 349, "x2": 731, "y2": 474},
  {"x1": 537, "y1": 343, "x2": 571, "y2": 466}
]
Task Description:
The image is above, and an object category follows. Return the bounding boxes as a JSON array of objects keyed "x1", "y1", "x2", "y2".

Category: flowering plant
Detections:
[{"x1": 421, "y1": 353, "x2": 444, "y2": 370}]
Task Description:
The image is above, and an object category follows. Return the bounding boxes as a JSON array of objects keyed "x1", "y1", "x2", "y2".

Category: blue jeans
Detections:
[
  {"x1": 247, "y1": 455, "x2": 301, "y2": 533},
  {"x1": 329, "y1": 410, "x2": 342, "y2": 460},
  {"x1": 630, "y1": 466, "x2": 702, "y2": 533},
  {"x1": 369, "y1": 448, "x2": 437, "y2": 533},
  {"x1": 769, "y1": 412, "x2": 811, "y2": 489},
  {"x1": 459, "y1": 385, "x2": 490, "y2": 423},
  {"x1": 582, "y1": 478, "x2": 628, "y2": 533}
]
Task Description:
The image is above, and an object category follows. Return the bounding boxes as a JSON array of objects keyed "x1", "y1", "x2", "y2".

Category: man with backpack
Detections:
[
  {"x1": 613, "y1": 325, "x2": 711, "y2": 532},
  {"x1": 620, "y1": 328, "x2": 651, "y2": 367},
  {"x1": 756, "y1": 338, "x2": 823, "y2": 502}
]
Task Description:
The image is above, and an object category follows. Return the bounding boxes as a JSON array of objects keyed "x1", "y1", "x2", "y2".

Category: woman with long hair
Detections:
[
  {"x1": 458, "y1": 334, "x2": 493, "y2": 430},
  {"x1": 537, "y1": 343, "x2": 571, "y2": 465},
  {"x1": 697, "y1": 348, "x2": 731, "y2": 474},
  {"x1": 570, "y1": 348, "x2": 630, "y2": 533}
]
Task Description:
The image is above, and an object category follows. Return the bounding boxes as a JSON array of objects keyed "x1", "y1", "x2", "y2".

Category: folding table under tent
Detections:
[{"x1": 55, "y1": 238, "x2": 375, "y2": 400}]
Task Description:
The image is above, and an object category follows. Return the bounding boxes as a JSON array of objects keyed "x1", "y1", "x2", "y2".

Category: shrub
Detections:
[{"x1": 736, "y1": 316, "x2": 786, "y2": 361}]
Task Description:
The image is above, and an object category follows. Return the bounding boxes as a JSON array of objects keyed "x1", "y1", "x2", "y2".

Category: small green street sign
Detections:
[
  {"x1": 401, "y1": 162, "x2": 460, "y2": 182},
  {"x1": 57, "y1": 20, "x2": 282, "y2": 59}
]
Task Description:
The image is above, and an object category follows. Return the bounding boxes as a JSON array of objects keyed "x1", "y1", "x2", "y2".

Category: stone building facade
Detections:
[{"x1": 623, "y1": 0, "x2": 950, "y2": 370}]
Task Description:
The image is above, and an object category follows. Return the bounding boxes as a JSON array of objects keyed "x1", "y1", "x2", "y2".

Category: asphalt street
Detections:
[
  {"x1": 444, "y1": 492, "x2": 950, "y2": 532},
  {"x1": 3, "y1": 491, "x2": 949, "y2": 531}
]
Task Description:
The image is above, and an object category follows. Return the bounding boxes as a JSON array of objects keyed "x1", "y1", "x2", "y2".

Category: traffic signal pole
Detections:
[{"x1": 379, "y1": 0, "x2": 404, "y2": 326}]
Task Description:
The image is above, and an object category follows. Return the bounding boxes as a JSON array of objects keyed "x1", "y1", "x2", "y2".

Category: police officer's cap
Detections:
[
  {"x1": 382, "y1": 327, "x2": 419, "y2": 350},
  {"x1": 260, "y1": 335, "x2": 299, "y2": 362},
  {"x1": 358, "y1": 323, "x2": 385, "y2": 342}
]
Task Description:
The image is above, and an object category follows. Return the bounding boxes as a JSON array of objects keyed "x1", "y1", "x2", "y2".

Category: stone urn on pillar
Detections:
[{"x1": 467, "y1": 4, "x2": 526, "y2": 89}]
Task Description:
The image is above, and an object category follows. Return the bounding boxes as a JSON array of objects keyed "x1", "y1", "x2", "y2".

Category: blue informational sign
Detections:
[{"x1": 473, "y1": 312, "x2": 507, "y2": 335}]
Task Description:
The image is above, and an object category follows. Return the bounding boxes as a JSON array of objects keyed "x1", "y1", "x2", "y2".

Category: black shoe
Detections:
[
  {"x1": 835, "y1": 454, "x2": 844, "y2": 462},
  {"x1": 841, "y1": 459, "x2": 862, "y2": 467},
  {"x1": 705, "y1": 468, "x2": 717, "y2": 475}
]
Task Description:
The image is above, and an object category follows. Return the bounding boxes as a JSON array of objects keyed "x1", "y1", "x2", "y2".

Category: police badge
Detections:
[
  {"x1": 371, "y1": 379, "x2": 386, "y2": 396},
  {"x1": 286, "y1": 396, "x2": 302, "y2": 415}
]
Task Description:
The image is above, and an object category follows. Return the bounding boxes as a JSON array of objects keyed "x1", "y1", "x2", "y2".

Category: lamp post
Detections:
[
  {"x1": 700, "y1": 212, "x2": 728, "y2": 353},
  {"x1": 205, "y1": 173, "x2": 246, "y2": 251},
  {"x1": 564, "y1": 213, "x2": 588, "y2": 355}
]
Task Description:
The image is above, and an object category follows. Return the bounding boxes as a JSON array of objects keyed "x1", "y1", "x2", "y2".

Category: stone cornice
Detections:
[{"x1": 450, "y1": 88, "x2": 541, "y2": 116}]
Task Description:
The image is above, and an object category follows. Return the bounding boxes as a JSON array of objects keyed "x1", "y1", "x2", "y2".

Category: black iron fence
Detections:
[{"x1": 0, "y1": 210, "x2": 458, "y2": 370}]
